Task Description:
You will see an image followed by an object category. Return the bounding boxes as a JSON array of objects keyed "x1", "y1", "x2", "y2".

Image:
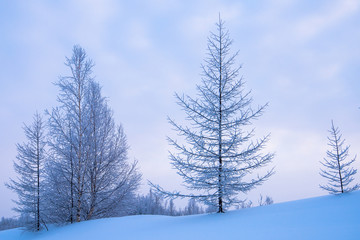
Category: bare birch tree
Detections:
[
  {"x1": 83, "y1": 81, "x2": 141, "y2": 220},
  {"x1": 45, "y1": 45, "x2": 141, "y2": 223},
  {"x1": 46, "y1": 45, "x2": 93, "y2": 223}
]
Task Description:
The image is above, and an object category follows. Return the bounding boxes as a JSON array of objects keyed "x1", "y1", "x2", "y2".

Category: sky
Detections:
[{"x1": 0, "y1": 0, "x2": 360, "y2": 218}]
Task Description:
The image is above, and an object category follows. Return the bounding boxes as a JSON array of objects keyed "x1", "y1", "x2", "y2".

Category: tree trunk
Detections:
[
  {"x1": 70, "y1": 144, "x2": 74, "y2": 224},
  {"x1": 217, "y1": 21, "x2": 224, "y2": 213},
  {"x1": 37, "y1": 133, "x2": 40, "y2": 231},
  {"x1": 76, "y1": 59, "x2": 83, "y2": 223},
  {"x1": 334, "y1": 128, "x2": 344, "y2": 193}
]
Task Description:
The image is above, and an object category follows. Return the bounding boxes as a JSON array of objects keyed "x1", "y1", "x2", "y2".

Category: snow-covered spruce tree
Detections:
[
  {"x1": 151, "y1": 17, "x2": 274, "y2": 213},
  {"x1": 45, "y1": 45, "x2": 141, "y2": 223},
  {"x1": 6, "y1": 113, "x2": 46, "y2": 231},
  {"x1": 319, "y1": 120, "x2": 359, "y2": 194}
]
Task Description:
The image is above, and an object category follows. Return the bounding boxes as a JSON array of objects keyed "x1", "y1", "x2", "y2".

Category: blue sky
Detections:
[{"x1": 1, "y1": 0, "x2": 360, "y2": 217}]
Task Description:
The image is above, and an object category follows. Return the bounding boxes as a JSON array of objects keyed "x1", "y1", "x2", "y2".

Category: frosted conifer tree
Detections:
[
  {"x1": 6, "y1": 113, "x2": 46, "y2": 231},
  {"x1": 151, "y1": 17, "x2": 274, "y2": 213},
  {"x1": 319, "y1": 121, "x2": 359, "y2": 194}
]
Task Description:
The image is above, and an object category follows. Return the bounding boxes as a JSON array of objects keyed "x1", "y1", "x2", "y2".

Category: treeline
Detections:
[
  {"x1": 132, "y1": 190, "x2": 273, "y2": 216},
  {"x1": 0, "y1": 192, "x2": 205, "y2": 231},
  {"x1": 1, "y1": 190, "x2": 274, "y2": 231},
  {"x1": 0, "y1": 217, "x2": 23, "y2": 231},
  {"x1": 133, "y1": 190, "x2": 205, "y2": 216}
]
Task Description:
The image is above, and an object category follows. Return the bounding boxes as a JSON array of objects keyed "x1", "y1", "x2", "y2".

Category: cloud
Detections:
[
  {"x1": 180, "y1": 0, "x2": 242, "y2": 42},
  {"x1": 126, "y1": 20, "x2": 152, "y2": 51},
  {"x1": 294, "y1": 0, "x2": 360, "y2": 41},
  {"x1": 145, "y1": 0, "x2": 180, "y2": 13}
]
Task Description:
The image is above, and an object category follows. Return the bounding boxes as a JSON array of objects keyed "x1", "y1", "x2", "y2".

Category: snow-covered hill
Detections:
[{"x1": 1, "y1": 191, "x2": 360, "y2": 240}]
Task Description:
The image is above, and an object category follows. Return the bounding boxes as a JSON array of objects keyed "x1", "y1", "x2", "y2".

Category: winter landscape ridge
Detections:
[{"x1": 1, "y1": 190, "x2": 359, "y2": 240}]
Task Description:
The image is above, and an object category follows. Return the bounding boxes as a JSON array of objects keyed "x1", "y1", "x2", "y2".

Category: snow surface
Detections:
[{"x1": 1, "y1": 191, "x2": 360, "y2": 240}]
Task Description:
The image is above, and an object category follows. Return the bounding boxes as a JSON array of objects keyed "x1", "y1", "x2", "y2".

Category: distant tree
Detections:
[
  {"x1": 183, "y1": 199, "x2": 204, "y2": 215},
  {"x1": 151, "y1": 17, "x2": 274, "y2": 213},
  {"x1": 6, "y1": 113, "x2": 46, "y2": 231},
  {"x1": 319, "y1": 121, "x2": 359, "y2": 194},
  {"x1": 238, "y1": 200, "x2": 253, "y2": 209},
  {"x1": 133, "y1": 190, "x2": 169, "y2": 215},
  {"x1": 205, "y1": 204, "x2": 218, "y2": 213},
  {"x1": 168, "y1": 199, "x2": 176, "y2": 216},
  {"x1": 258, "y1": 195, "x2": 273, "y2": 206}
]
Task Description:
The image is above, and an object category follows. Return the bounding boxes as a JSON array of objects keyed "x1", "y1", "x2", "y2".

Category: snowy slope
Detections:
[{"x1": 1, "y1": 191, "x2": 360, "y2": 240}]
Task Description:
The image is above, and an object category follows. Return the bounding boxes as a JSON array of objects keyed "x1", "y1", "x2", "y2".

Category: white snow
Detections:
[{"x1": 1, "y1": 191, "x2": 360, "y2": 240}]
